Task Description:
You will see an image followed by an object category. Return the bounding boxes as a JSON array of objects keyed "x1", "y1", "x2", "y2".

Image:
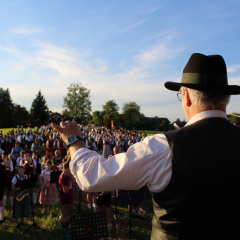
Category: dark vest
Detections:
[{"x1": 152, "y1": 117, "x2": 240, "y2": 240}]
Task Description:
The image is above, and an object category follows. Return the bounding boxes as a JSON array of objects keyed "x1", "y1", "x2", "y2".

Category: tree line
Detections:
[
  {"x1": 61, "y1": 83, "x2": 144, "y2": 128},
  {"x1": 0, "y1": 83, "x2": 143, "y2": 128},
  {"x1": 1, "y1": 83, "x2": 239, "y2": 128},
  {"x1": 0, "y1": 88, "x2": 49, "y2": 128}
]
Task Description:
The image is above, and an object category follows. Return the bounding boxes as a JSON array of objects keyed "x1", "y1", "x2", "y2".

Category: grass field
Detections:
[
  {"x1": 1, "y1": 128, "x2": 162, "y2": 136},
  {"x1": 0, "y1": 128, "x2": 35, "y2": 136},
  {"x1": 136, "y1": 130, "x2": 163, "y2": 136},
  {"x1": 0, "y1": 191, "x2": 153, "y2": 240}
]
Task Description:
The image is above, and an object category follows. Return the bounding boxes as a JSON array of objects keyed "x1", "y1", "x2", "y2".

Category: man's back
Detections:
[{"x1": 152, "y1": 117, "x2": 240, "y2": 239}]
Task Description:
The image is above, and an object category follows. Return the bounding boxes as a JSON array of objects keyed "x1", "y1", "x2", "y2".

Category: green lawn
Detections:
[
  {"x1": 0, "y1": 192, "x2": 153, "y2": 240},
  {"x1": 136, "y1": 130, "x2": 163, "y2": 136},
  {"x1": 0, "y1": 128, "x2": 35, "y2": 136},
  {"x1": 0, "y1": 128, "x2": 163, "y2": 137}
]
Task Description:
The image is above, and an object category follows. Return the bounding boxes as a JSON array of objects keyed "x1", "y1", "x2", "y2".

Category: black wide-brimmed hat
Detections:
[{"x1": 164, "y1": 53, "x2": 240, "y2": 95}]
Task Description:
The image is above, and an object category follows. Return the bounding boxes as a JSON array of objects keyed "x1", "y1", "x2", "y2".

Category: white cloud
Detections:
[
  {"x1": 2, "y1": 37, "x2": 184, "y2": 118},
  {"x1": 115, "y1": 19, "x2": 146, "y2": 34},
  {"x1": 33, "y1": 42, "x2": 109, "y2": 84},
  {"x1": 228, "y1": 76, "x2": 240, "y2": 85},
  {"x1": 135, "y1": 37, "x2": 184, "y2": 67},
  {"x1": 228, "y1": 65, "x2": 240, "y2": 73},
  {"x1": 147, "y1": 6, "x2": 163, "y2": 14},
  {"x1": 13, "y1": 28, "x2": 44, "y2": 34}
]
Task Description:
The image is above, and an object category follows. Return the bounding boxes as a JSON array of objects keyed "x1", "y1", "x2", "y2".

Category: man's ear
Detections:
[{"x1": 185, "y1": 88, "x2": 192, "y2": 107}]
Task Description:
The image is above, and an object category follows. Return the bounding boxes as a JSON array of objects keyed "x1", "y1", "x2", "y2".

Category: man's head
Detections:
[
  {"x1": 180, "y1": 86, "x2": 230, "y2": 119},
  {"x1": 165, "y1": 53, "x2": 240, "y2": 119}
]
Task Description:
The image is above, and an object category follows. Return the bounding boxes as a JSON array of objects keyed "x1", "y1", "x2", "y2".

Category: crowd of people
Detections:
[{"x1": 0, "y1": 124, "x2": 150, "y2": 238}]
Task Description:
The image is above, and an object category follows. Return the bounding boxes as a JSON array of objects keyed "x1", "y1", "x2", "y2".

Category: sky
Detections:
[{"x1": 1, "y1": 0, "x2": 240, "y2": 122}]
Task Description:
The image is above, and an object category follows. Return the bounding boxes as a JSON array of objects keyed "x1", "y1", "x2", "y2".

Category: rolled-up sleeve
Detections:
[{"x1": 69, "y1": 134, "x2": 172, "y2": 193}]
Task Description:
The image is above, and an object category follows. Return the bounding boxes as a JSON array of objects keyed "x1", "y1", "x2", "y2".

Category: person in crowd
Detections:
[
  {"x1": 31, "y1": 137, "x2": 41, "y2": 153},
  {"x1": 52, "y1": 150, "x2": 62, "y2": 165},
  {"x1": 9, "y1": 153, "x2": 17, "y2": 173},
  {"x1": 16, "y1": 151, "x2": 24, "y2": 167},
  {"x1": 86, "y1": 136, "x2": 96, "y2": 150},
  {"x1": 51, "y1": 53, "x2": 240, "y2": 240},
  {"x1": 0, "y1": 144, "x2": 4, "y2": 161},
  {"x1": 17, "y1": 134, "x2": 25, "y2": 149},
  {"x1": 11, "y1": 166, "x2": 30, "y2": 226},
  {"x1": 96, "y1": 133, "x2": 103, "y2": 153},
  {"x1": 11, "y1": 141, "x2": 23, "y2": 160},
  {"x1": 102, "y1": 135, "x2": 111, "y2": 158},
  {"x1": 25, "y1": 133, "x2": 32, "y2": 149},
  {"x1": 52, "y1": 150, "x2": 63, "y2": 171},
  {"x1": 141, "y1": 133, "x2": 147, "y2": 141},
  {"x1": 32, "y1": 150, "x2": 42, "y2": 193},
  {"x1": 46, "y1": 135, "x2": 55, "y2": 159},
  {"x1": 59, "y1": 160, "x2": 75, "y2": 238},
  {"x1": 1, "y1": 152, "x2": 14, "y2": 208},
  {"x1": 63, "y1": 150, "x2": 70, "y2": 163},
  {"x1": 97, "y1": 191, "x2": 111, "y2": 226},
  {"x1": 4, "y1": 135, "x2": 14, "y2": 153},
  {"x1": 86, "y1": 192, "x2": 96, "y2": 210},
  {"x1": 0, "y1": 161, "x2": 6, "y2": 223},
  {"x1": 39, "y1": 160, "x2": 57, "y2": 217},
  {"x1": 57, "y1": 136, "x2": 66, "y2": 158},
  {"x1": 0, "y1": 134, "x2": 5, "y2": 150},
  {"x1": 115, "y1": 136, "x2": 124, "y2": 153},
  {"x1": 20, "y1": 150, "x2": 38, "y2": 205},
  {"x1": 41, "y1": 156, "x2": 48, "y2": 171}
]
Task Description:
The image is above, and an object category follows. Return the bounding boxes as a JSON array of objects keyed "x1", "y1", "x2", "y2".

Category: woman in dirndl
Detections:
[
  {"x1": 39, "y1": 160, "x2": 57, "y2": 216},
  {"x1": 102, "y1": 135, "x2": 111, "y2": 158}
]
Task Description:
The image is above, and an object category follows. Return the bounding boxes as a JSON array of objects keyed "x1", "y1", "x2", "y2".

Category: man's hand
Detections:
[
  {"x1": 51, "y1": 121, "x2": 85, "y2": 158},
  {"x1": 51, "y1": 121, "x2": 82, "y2": 144}
]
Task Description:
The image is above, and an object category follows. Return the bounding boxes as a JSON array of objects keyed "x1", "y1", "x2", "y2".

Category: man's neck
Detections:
[{"x1": 187, "y1": 104, "x2": 226, "y2": 120}]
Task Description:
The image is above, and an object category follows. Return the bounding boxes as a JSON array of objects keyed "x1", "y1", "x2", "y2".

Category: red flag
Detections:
[{"x1": 106, "y1": 118, "x2": 110, "y2": 129}]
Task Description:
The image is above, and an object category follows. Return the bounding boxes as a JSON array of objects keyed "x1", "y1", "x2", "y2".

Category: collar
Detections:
[{"x1": 185, "y1": 110, "x2": 228, "y2": 127}]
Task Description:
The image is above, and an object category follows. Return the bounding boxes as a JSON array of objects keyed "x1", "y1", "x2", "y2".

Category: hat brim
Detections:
[{"x1": 164, "y1": 81, "x2": 240, "y2": 95}]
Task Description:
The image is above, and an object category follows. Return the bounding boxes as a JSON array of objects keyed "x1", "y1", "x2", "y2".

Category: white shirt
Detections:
[{"x1": 70, "y1": 110, "x2": 228, "y2": 193}]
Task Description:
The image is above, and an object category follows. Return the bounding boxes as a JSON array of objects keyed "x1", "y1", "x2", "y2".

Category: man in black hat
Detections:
[{"x1": 51, "y1": 53, "x2": 240, "y2": 240}]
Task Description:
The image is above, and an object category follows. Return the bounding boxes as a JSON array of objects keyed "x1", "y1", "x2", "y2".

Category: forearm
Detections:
[
  {"x1": 68, "y1": 140, "x2": 86, "y2": 160},
  {"x1": 69, "y1": 142, "x2": 152, "y2": 192}
]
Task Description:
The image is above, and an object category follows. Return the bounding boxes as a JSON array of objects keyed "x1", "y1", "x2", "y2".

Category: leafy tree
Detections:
[
  {"x1": 13, "y1": 104, "x2": 30, "y2": 126},
  {"x1": 30, "y1": 90, "x2": 49, "y2": 125},
  {"x1": 0, "y1": 88, "x2": 14, "y2": 127},
  {"x1": 92, "y1": 110, "x2": 104, "y2": 126},
  {"x1": 122, "y1": 101, "x2": 141, "y2": 127},
  {"x1": 102, "y1": 100, "x2": 120, "y2": 125},
  {"x1": 63, "y1": 83, "x2": 91, "y2": 122},
  {"x1": 103, "y1": 100, "x2": 119, "y2": 114}
]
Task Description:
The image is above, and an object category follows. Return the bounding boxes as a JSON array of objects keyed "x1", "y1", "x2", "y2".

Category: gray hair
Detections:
[{"x1": 181, "y1": 87, "x2": 230, "y2": 108}]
